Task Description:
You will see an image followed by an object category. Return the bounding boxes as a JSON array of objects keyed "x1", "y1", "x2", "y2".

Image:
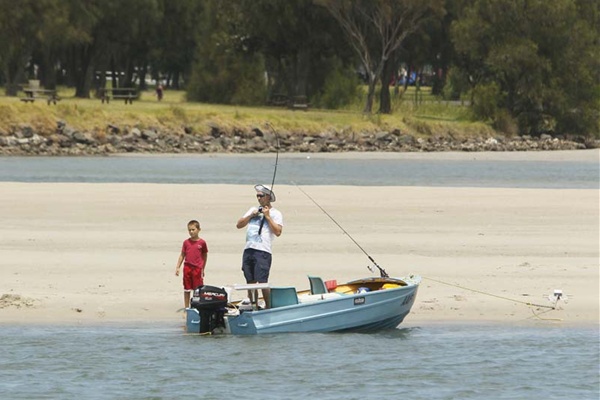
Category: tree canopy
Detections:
[
  {"x1": 451, "y1": 0, "x2": 599, "y2": 136},
  {"x1": 0, "y1": 0, "x2": 597, "y2": 137}
]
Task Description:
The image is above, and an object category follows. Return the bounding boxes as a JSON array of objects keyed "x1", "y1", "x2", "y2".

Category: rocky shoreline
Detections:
[{"x1": 0, "y1": 122, "x2": 596, "y2": 156}]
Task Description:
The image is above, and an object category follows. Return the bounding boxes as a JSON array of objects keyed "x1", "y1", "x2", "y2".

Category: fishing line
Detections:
[
  {"x1": 293, "y1": 183, "x2": 389, "y2": 278},
  {"x1": 422, "y1": 276, "x2": 556, "y2": 310},
  {"x1": 258, "y1": 123, "x2": 280, "y2": 235},
  {"x1": 529, "y1": 308, "x2": 563, "y2": 321}
]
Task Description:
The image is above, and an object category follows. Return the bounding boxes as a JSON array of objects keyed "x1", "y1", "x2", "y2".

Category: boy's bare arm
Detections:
[{"x1": 174, "y1": 253, "x2": 184, "y2": 276}]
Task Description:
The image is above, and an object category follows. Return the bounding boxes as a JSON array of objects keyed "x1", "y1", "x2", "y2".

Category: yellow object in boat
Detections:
[{"x1": 382, "y1": 283, "x2": 400, "y2": 289}]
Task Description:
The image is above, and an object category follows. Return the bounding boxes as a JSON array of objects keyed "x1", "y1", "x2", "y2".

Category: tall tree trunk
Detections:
[
  {"x1": 172, "y1": 71, "x2": 180, "y2": 90},
  {"x1": 74, "y1": 45, "x2": 94, "y2": 98},
  {"x1": 404, "y1": 64, "x2": 412, "y2": 91},
  {"x1": 364, "y1": 75, "x2": 376, "y2": 114},
  {"x1": 138, "y1": 63, "x2": 148, "y2": 90},
  {"x1": 3, "y1": 51, "x2": 29, "y2": 96},
  {"x1": 96, "y1": 71, "x2": 106, "y2": 96},
  {"x1": 40, "y1": 49, "x2": 58, "y2": 90},
  {"x1": 379, "y1": 57, "x2": 395, "y2": 114},
  {"x1": 124, "y1": 59, "x2": 134, "y2": 87},
  {"x1": 110, "y1": 56, "x2": 118, "y2": 88},
  {"x1": 431, "y1": 65, "x2": 445, "y2": 96},
  {"x1": 294, "y1": 47, "x2": 310, "y2": 97}
]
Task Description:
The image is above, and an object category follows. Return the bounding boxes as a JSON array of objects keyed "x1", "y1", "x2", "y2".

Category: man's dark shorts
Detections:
[{"x1": 242, "y1": 248, "x2": 272, "y2": 283}]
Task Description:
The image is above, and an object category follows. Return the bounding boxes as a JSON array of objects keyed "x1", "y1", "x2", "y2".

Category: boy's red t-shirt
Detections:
[{"x1": 182, "y1": 238, "x2": 208, "y2": 268}]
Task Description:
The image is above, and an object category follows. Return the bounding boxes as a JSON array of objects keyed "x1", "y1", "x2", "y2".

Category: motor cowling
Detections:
[
  {"x1": 191, "y1": 285, "x2": 228, "y2": 309},
  {"x1": 190, "y1": 285, "x2": 228, "y2": 334}
]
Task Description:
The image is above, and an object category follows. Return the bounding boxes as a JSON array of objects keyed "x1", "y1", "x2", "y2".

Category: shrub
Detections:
[
  {"x1": 187, "y1": 52, "x2": 266, "y2": 106},
  {"x1": 442, "y1": 67, "x2": 470, "y2": 101},
  {"x1": 313, "y1": 61, "x2": 361, "y2": 109},
  {"x1": 493, "y1": 109, "x2": 518, "y2": 136},
  {"x1": 470, "y1": 82, "x2": 500, "y2": 121}
]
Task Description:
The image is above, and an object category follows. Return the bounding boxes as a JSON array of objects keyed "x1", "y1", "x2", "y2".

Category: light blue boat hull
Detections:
[{"x1": 186, "y1": 275, "x2": 420, "y2": 335}]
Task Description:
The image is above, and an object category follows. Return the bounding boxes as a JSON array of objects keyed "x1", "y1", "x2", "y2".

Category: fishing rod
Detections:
[
  {"x1": 293, "y1": 183, "x2": 389, "y2": 278},
  {"x1": 258, "y1": 122, "x2": 280, "y2": 235}
]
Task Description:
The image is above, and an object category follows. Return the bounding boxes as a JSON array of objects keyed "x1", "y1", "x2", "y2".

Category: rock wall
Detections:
[{"x1": 0, "y1": 122, "x2": 595, "y2": 156}]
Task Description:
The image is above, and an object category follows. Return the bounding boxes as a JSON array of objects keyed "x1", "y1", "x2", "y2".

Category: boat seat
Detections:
[
  {"x1": 308, "y1": 275, "x2": 328, "y2": 295},
  {"x1": 269, "y1": 286, "x2": 299, "y2": 308},
  {"x1": 298, "y1": 292, "x2": 343, "y2": 303}
]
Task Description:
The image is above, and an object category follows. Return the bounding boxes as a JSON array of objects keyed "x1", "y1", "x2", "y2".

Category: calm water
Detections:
[
  {"x1": 0, "y1": 324, "x2": 597, "y2": 399},
  {"x1": 0, "y1": 153, "x2": 598, "y2": 188}
]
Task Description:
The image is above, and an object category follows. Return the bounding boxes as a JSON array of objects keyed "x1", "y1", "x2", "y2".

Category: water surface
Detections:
[
  {"x1": 1, "y1": 153, "x2": 597, "y2": 188},
  {"x1": 0, "y1": 324, "x2": 597, "y2": 399}
]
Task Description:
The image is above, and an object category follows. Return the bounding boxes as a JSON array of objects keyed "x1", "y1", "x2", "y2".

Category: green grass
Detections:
[{"x1": 0, "y1": 86, "x2": 495, "y2": 139}]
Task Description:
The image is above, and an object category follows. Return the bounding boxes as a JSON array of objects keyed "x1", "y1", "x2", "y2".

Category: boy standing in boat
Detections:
[
  {"x1": 236, "y1": 184, "x2": 283, "y2": 308},
  {"x1": 175, "y1": 220, "x2": 209, "y2": 308}
]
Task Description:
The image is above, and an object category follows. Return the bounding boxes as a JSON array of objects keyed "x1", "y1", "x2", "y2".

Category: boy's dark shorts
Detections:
[{"x1": 242, "y1": 248, "x2": 272, "y2": 283}]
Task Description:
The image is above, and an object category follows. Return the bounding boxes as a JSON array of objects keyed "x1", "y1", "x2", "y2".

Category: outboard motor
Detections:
[{"x1": 190, "y1": 285, "x2": 228, "y2": 334}]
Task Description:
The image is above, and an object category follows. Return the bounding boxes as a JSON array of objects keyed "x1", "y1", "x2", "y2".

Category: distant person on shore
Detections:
[
  {"x1": 156, "y1": 84, "x2": 164, "y2": 101},
  {"x1": 236, "y1": 184, "x2": 283, "y2": 308},
  {"x1": 174, "y1": 220, "x2": 208, "y2": 309}
]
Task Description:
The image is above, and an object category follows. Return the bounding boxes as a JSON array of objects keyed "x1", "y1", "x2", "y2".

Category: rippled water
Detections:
[
  {"x1": 0, "y1": 153, "x2": 597, "y2": 188},
  {"x1": 0, "y1": 324, "x2": 597, "y2": 399}
]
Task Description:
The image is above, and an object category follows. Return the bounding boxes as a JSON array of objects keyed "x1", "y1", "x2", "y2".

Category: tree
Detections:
[
  {"x1": 319, "y1": 0, "x2": 444, "y2": 113},
  {"x1": 0, "y1": 0, "x2": 45, "y2": 95},
  {"x1": 58, "y1": 0, "x2": 162, "y2": 98},
  {"x1": 216, "y1": 0, "x2": 351, "y2": 104},
  {"x1": 451, "y1": 0, "x2": 599, "y2": 136},
  {"x1": 63, "y1": 0, "x2": 104, "y2": 98},
  {"x1": 187, "y1": 0, "x2": 350, "y2": 106},
  {"x1": 421, "y1": 0, "x2": 464, "y2": 96},
  {"x1": 186, "y1": 0, "x2": 267, "y2": 105},
  {"x1": 151, "y1": 0, "x2": 201, "y2": 89},
  {"x1": 29, "y1": 0, "x2": 100, "y2": 90}
]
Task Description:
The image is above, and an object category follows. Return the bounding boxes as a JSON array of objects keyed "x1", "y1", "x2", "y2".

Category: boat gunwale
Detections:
[{"x1": 244, "y1": 287, "x2": 418, "y2": 330}]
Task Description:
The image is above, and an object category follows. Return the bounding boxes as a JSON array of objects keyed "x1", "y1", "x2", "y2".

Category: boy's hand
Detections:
[{"x1": 175, "y1": 266, "x2": 180, "y2": 276}]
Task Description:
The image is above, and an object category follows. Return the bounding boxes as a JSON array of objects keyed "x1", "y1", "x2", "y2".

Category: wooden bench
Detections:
[
  {"x1": 98, "y1": 88, "x2": 139, "y2": 104},
  {"x1": 288, "y1": 95, "x2": 309, "y2": 111},
  {"x1": 268, "y1": 93, "x2": 290, "y2": 107},
  {"x1": 20, "y1": 88, "x2": 61, "y2": 105}
]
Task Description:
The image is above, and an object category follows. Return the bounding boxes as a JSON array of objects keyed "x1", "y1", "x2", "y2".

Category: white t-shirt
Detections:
[{"x1": 243, "y1": 206, "x2": 283, "y2": 254}]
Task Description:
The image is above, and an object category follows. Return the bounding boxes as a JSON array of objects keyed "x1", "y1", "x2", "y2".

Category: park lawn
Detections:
[{"x1": 0, "y1": 86, "x2": 492, "y2": 139}]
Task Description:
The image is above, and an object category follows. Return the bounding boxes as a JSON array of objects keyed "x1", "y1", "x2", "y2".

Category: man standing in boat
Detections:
[{"x1": 236, "y1": 184, "x2": 283, "y2": 308}]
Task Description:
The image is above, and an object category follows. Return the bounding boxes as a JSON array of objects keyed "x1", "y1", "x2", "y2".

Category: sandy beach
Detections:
[{"x1": 0, "y1": 154, "x2": 598, "y2": 327}]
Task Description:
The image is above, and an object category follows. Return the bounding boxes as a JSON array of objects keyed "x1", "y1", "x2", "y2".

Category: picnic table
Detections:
[
  {"x1": 20, "y1": 88, "x2": 61, "y2": 105},
  {"x1": 98, "y1": 88, "x2": 139, "y2": 104},
  {"x1": 268, "y1": 93, "x2": 290, "y2": 107},
  {"x1": 288, "y1": 95, "x2": 309, "y2": 111},
  {"x1": 267, "y1": 94, "x2": 309, "y2": 111}
]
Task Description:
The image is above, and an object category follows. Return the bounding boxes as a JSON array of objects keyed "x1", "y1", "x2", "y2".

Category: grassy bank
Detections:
[{"x1": 0, "y1": 86, "x2": 495, "y2": 139}]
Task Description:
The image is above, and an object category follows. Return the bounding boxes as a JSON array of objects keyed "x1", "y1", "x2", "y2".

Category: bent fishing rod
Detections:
[
  {"x1": 293, "y1": 183, "x2": 389, "y2": 278},
  {"x1": 258, "y1": 122, "x2": 280, "y2": 235}
]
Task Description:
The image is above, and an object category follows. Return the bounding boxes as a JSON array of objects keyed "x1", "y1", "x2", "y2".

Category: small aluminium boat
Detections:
[
  {"x1": 185, "y1": 274, "x2": 421, "y2": 335},
  {"x1": 185, "y1": 165, "x2": 420, "y2": 334}
]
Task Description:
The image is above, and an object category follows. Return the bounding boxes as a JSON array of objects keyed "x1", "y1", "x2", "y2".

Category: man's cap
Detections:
[{"x1": 254, "y1": 184, "x2": 276, "y2": 202}]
